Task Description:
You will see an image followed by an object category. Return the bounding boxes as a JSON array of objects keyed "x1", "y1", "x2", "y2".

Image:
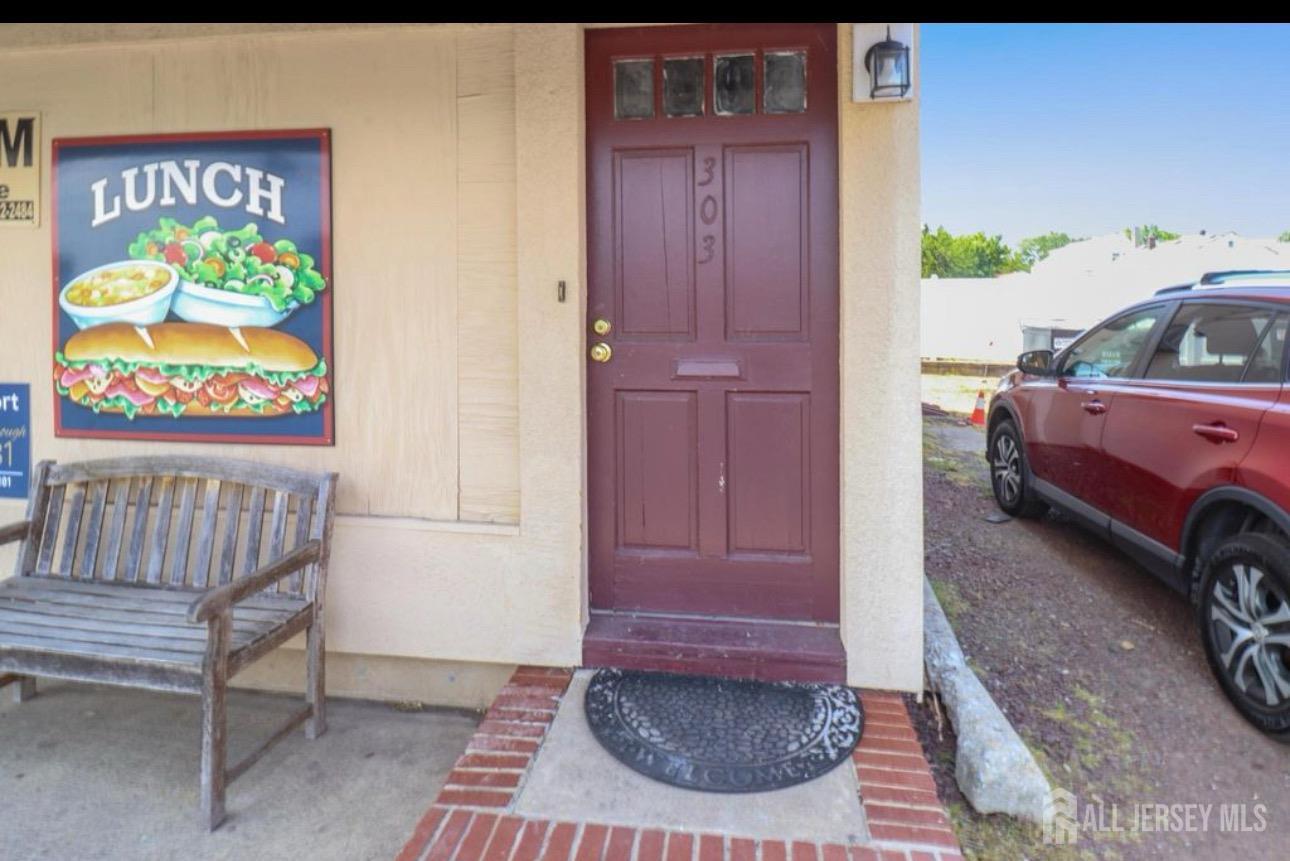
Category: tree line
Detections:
[
  {"x1": 922, "y1": 225, "x2": 1189, "y2": 278},
  {"x1": 921, "y1": 227, "x2": 1078, "y2": 278}
]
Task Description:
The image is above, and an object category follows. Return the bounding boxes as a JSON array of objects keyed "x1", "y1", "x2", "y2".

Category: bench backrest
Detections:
[{"x1": 14, "y1": 457, "x2": 337, "y2": 602}]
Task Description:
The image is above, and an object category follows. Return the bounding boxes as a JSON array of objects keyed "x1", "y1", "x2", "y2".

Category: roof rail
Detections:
[
  {"x1": 1198, "y1": 269, "x2": 1290, "y2": 285},
  {"x1": 1154, "y1": 270, "x2": 1290, "y2": 295}
]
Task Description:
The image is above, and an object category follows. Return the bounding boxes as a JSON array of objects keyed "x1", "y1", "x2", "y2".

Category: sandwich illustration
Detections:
[{"x1": 54, "y1": 322, "x2": 328, "y2": 420}]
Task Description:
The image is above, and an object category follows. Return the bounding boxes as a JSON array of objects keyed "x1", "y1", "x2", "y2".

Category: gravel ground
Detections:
[{"x1": 914, "y1": 415, "x2": 1290, "y2": 861}]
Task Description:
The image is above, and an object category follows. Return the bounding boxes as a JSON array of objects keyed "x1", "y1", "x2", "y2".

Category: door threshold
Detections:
[{"x1": 582, "y1": 611, "x2": 847, "y2": 684}]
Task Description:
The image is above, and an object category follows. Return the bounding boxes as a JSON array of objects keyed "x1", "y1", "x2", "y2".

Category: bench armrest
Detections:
[
  {"x1": 0, "y1": 521, "x2": 31, "y2": 547},
  {"x1": 188, "y1": 539, "x2": 322, "y2": 623}
]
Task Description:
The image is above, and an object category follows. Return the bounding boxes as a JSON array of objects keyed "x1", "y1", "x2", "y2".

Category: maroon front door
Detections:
[{"x1": 587, "y1": 24, "x2": 839, "y2": 623}]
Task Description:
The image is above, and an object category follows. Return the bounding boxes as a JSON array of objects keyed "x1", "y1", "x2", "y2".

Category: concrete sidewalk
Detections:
[{"x1": 0, "y1": 681, "x2": 478, "y2": 861}]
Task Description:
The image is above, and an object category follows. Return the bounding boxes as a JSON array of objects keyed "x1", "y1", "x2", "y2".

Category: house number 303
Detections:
[{"x1": 698, "y1": 187, "x2": 719, "y2": 264}]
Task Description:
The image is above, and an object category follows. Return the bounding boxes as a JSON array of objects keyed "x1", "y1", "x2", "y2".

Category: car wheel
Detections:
[
  {"x1": 1198, "y1": 532, "x2": 1290, "y2": 740},
  {"x1": 988, "y1": 420, "x2": 1047, "y2": 518}
]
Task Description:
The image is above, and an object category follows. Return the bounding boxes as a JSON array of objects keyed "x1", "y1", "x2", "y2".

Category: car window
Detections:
[
  {"x1": 1060, "y1": 306, "x2": 1167, "y2": 379},
  {"x1": 1144, "y1": 304, "x2": 1276, "y2": 384},
  {"x1": 1245, "y1": 314, "x2": 1287, "y2": 383}
]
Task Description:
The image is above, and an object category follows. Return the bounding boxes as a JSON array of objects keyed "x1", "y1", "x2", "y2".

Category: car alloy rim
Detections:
[
  {"x1": 1209, "y1": 562, "x2": 1290, "y2": 709},
  {"x1": 993, "y1": 434, "x2": 1022, "y2": 504}
]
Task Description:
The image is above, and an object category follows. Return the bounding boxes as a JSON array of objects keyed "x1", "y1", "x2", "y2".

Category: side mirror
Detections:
[{"x1": 1017, "y1": 349, "x2": 1055, "y2": 376}]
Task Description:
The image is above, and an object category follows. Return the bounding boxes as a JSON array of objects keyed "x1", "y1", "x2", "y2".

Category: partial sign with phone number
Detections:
[
  {"x1": 0, "y1": 112, "x2": 40, "y2": 227},
  {"x1": 0, "y1": 383, "x2": 30, "y2": 499},
  {"x1": 0, "y1": 199, "x2": 35, "y2": 221}
]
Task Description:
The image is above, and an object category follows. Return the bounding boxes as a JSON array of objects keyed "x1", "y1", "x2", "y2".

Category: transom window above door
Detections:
[{"x1": 612, "y1": 50, "x2": 808, "y2": 120}]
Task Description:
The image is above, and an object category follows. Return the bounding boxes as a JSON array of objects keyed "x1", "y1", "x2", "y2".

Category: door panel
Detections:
[
  {"x1": 1021, "y1": 379, "x2": 1113, "y2": 502},
  {"x1": 1024, "y1": 304, "x2": 1169, "y2": 504},
  {"x1": 1098, "y1": 382, "x2": 1279, "y2": 547},
  {"x1": 587, "y1": 24, "x2": 839, "y2": 622},
  {"x1": 616, "y1": 150, "x2": 695, "y2": 338},
  {"x1": 617, "y1": 391, "x2": 699, "y2": 551},
  {"x1": 1097, "y1": 306, "x2": 1287, "y2": 547},
  {"x1": 727, "y1": 392, "x2": 810, "y2": 555},
  {"x1": 726, "y1": 145, "x2": 808, "y2": 339}
]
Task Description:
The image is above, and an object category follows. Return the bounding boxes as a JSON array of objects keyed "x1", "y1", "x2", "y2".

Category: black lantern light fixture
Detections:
[{"x1": 863, "y1": 26, "x2": 911, "y2": 99}]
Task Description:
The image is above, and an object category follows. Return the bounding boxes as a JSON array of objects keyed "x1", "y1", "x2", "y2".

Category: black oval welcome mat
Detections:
[{"x1": 584, "y1": 668, "x2": 863, "y2": 793}]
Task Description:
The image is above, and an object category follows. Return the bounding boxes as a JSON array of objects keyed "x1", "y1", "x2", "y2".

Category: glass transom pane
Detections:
[
  {"x1": 663, "y1": 57, "x2": 704, "y2": 117},
  {"x1": 714, "y1": 54, "x2": 755, "y2": 116},
  {"x1": 764, "y1": 51, "x2": 806, "y2": 113},
  {"x1": 614, "y1": 59, "x2": 654, "y2": 120}
]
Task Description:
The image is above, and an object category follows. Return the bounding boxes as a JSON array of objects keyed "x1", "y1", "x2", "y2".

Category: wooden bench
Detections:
[{"x1": 0, "y1": 456, "x2": 337, "y2": 830}]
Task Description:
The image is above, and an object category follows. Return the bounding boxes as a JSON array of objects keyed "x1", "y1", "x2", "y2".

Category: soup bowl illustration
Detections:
[{"x1": 59, "y1": 260, "x2": 180, "y2": 330}]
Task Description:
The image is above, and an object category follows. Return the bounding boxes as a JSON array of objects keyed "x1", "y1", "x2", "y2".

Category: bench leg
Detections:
[
  {"x1": 200, "y1": 615, "x2": 231, "y2": 831},
  {"x1": 3, "y1": 674, "x2": 36, "y2": 703},
  {"x1": 305, "y1": 617, "x2": 326, "y2": 740}
]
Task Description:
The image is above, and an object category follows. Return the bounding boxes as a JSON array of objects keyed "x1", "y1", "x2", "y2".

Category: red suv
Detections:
[{"x1": 988, "y1": 271, "x2": 1290, "y2": 738}]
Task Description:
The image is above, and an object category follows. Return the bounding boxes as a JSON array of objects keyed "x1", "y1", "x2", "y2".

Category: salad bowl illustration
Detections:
[{"x1": 127, "y1": 215, "x2": 326, "y2": 329}]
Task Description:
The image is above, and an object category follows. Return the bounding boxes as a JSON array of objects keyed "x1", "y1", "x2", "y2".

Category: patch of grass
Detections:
[
  {"x1": 946, "y1": 800, "x2": 1093, "y2": 861},
  {"x1": 923, "y1": 424, "x2": 993, "y2": 493},
  {"x1": 930, "y1": 578, "x2": 971, "y2": 625},
  {"x1": 1022, "y1": 685, "x2": 1151, "y2": 855},
  {"x1": 938, "y1": 681, "x2": 1151, "y2": 858}
]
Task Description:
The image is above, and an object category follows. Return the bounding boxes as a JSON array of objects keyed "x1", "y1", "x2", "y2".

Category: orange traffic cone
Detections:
[{"x1": 970, "y1": 388, "x2": 987, "y2": 426}]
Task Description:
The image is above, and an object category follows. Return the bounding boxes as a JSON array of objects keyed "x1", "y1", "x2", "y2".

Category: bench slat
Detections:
[
  {"x1": 144, "y1": 476, "x2": 176, "y2": 585},
  {"x1": 288, "y1": 495, "x2": 314, "y2": 594},
  {"x1": 193, "y1": 480, "x2": 222, "y2": 590},
  {"x1": 3, "y1": 590, "x2": 304, "y2": 626},
  {"x1": 267, "y1": 490, "x2": 289, "y2": 581},
  {"x1": 124, "y1": 477, "x2": 154, "y2": 583},
  {"x1": 0, "y1": 599, "x2": 287, "y2": 637},
  {"x1": 36, "y1": 484, "x2": 64, "y2": 576},
  {"x1": 217, "y1": 483, "x2": 244, "y2": 586},
  {"x1": 169, "y1": 478, "x2": 200, "y2": 587},
  {"x1": 101, "y1": 478, "x2": 133, "y2": 581},
  {"x1": 8, "y1": 578, "x2": 304, "y2": 614},
  {"x1": 48, "y1": 457, "x2": 324, "y2": 497},
  {"x1": 0, "y1": 629, "x2": 204, "y2": 666},
  {"x1": 243, "y1": 486, "x2": 267, "y2": 577},
  {"x1": 0, "y1": 608, "x2": 266, "y2": 648},
  {"x1": 79, "y1": 481, "x2": 110, "y2": 580},
  {"x1": 56, "y1": 483, "x2": 87, "y2": 578}
]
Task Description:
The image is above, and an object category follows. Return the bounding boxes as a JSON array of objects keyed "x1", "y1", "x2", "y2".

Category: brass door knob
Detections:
[
  {"x1": 589, "y1": 342, "x2": 613, "y2": 363},
  {"x1": 592, "y1": 318, "x2": 613, "y2": 335}
]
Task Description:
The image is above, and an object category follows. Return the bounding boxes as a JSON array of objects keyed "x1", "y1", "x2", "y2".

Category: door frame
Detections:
[
  {"x1": 508, "y1": 24, "x2": 925, "y2": 690},
  {"x1": 582, "y1": 23, "x2": 841, "y2": 627}
]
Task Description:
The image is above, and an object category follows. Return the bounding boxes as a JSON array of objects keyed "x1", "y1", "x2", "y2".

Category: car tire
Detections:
[
  {"x1": 988, "y1": 420, "x2": 1047, "y2": 518},
  {"x1": 1198, "y1": 532, "x2": 1290, "y2": 740}
]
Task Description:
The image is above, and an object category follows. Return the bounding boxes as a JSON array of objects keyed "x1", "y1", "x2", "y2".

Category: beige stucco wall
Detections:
[
  {"x1": 0, "y1": 23, "x2": 584, "y2": 671},
  {"x1": 0, "y1": 23, "x2": 923, "y2": 695},
  {"x1": 838, "y1": 25, "x2": 925, "y2": 691}
]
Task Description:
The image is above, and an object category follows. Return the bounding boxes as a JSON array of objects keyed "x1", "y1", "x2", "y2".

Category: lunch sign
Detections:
[{"x1": 52, "y1": 129, "x2": 333, "y2": 445}]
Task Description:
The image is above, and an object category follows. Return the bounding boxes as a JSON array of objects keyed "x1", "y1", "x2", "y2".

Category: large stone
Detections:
[{"x1": 923, "y1": 578, "x2": 1051, "y2": 822}]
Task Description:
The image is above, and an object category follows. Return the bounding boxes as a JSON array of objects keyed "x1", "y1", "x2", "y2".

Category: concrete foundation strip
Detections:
[{"x1": 923, "y1": 577, "x2": 1053, "y2": 823}]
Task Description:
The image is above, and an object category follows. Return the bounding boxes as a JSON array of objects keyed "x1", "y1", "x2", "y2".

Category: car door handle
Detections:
[
  {"x1": 1082, "y1": 400, "x2": 1107, "y2": 415},
  {"x1": 1193, "y1": 423, "x2": 1239, "y2": 443}
]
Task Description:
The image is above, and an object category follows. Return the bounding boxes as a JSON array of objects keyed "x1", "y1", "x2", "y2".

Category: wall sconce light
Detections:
[{"x1": 864, "y1": 26, "x2": 911, "y2": 99}]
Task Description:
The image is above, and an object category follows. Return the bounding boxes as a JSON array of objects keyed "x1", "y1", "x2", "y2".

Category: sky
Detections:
[{"x1": 920, "y1": 24, "x2": 1290, "y2": 246}]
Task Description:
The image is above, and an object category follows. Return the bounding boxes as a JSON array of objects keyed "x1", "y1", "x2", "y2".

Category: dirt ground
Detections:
[{"x1": 914, "y1": 414, "x2": 1290, "y2": 861}]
